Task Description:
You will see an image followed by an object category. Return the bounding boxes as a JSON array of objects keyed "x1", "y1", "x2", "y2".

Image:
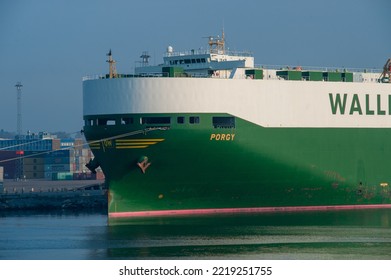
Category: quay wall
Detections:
[{"x1": 0, "y1": 179, "x2": 107, "y2": 210}]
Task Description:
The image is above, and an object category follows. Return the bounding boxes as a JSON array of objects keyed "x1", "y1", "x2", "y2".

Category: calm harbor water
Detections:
[{"x1": 1, "y1": 209, "x2": 391, "y2": 260}]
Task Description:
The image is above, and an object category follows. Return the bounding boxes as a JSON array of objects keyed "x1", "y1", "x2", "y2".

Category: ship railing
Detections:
[
  {"x1": 82, "y1": 73, "x2": 167, "y2": 80},
  {"x1": 83, "y1": 64, "x2": 382, "y2": 82},
  {"x1": 256, "y1": 64, "x2": 382, "y2": 74},
  {"x1": 136, "y1": 73, "x2": 166, "y2": 77},
  {"x1": 82, "y1": 74, "x2": 105, "y2": 81},
  {"x1": 166, "y1": 49, "x2": 253, "y2": 58},
  {"x1": 83, "y1": 72, "x2": 246, "y2": 80}
]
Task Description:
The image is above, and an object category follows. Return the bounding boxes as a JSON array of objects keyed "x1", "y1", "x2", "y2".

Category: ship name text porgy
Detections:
[
  {"x1": 329, "y1": 93, "x2": 391, "y2": 115},
  {"x1": 210, "y1": 134, "x2": 235, "y2": 141}
]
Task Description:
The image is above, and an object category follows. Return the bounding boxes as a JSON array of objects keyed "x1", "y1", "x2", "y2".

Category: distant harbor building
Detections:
[
  {"x1": 0, "y1": 131, "x2": 60, "y2": 152},
  {"x1": 0, "y1": 131, "x2": 103, "y2": 180}
]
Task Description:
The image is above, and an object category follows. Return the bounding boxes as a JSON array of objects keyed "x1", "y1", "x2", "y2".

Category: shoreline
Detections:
[{"x1": 0, "y1": 179, "x2": 107, "y2": 211}]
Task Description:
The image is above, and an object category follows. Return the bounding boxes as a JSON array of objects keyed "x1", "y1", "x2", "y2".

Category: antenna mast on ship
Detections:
[
  {"x1": 106, "y1": 49, "x2": 117, "y2": 78},
  {"x1": 207, "y1": 30, "x2": 225, "y2": 54},
  {"x1": 140, "y1": 51, "x2": 150, "y2": 67}
]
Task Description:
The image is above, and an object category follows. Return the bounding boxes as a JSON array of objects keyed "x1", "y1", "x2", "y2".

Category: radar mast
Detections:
[
  {"x1": 140, "y1": 51, "x2": 151, "y2": 67},
  {"x1": 207, "y1": 30, "x2": 225, "y2": 54}
]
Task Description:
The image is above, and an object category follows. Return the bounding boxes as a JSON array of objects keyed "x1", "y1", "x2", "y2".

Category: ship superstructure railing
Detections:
[
  {"x1": 83, "y1": 65, "x2": 383, "y2": 82},
  {"x1": 256, "y1": 64, "x2": 382, "y2": 74},
  {"x1": 166, "y1": 49, "x2": 253, "y2": 58},
  {"x1": 82, "y1": 73, "x2": 164, "y2": 81},
  {"x1": 83, "y1": 72, "x2": 213, "y2": 81},
  {"x1": 82, "y1": 74, "x2": 105, "y2": 81}
]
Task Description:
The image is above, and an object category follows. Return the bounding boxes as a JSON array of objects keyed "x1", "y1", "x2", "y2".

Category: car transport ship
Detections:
[{"x1": 82, "y1": 32, "x2": 391, "y2": 224}]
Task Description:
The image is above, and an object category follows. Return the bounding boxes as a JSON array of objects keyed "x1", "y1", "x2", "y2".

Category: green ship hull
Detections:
[
  {"x1": 83, "y1": 39, "x2": 391, "y2": 223},
  {"x1": 83, "y1": 112, "x2": 391, "y2": 222}
]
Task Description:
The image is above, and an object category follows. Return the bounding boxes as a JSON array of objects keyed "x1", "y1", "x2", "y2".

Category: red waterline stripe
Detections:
[{"x1": 109, "y1": 204, "x2": 391, "y2": 218}]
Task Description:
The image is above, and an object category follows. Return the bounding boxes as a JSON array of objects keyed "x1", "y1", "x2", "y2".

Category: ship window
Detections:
[
  {"x1": 97, "y1": 119, "x2": 106, "y2": 126},
  {"x1": 189, "y1": 116, "x2": 200, "y2": 124},
  {"x1": 86, "y1": 119, "x2": 94, "y2": 126},
  {"x1": 97, "y1": 118, "x2": 115, "y2": 126},
  {"x1": 177, "y1": 116, "x2": 185, "y2": 124},
  {"x1": 184, "y1": 59, "x2": 191, "y2": 64},
  {"x1": 212, "y1": 117, "x2": 235, "y2": 129},
  {"x1": 191, "y1": 59, "x2": 196, "y2": 63},
  {"x1": 196, "y1": 59, "x2": 201, "y2": 63},
  {"x1": 141, "y1": 117, "x2": 171, "y2": 124},
  {"x1": 201, "y1": 58, "x2": 206, "y2": 63},
  {"x1": 121, "y1": 117, "x2": 133, "y2": 125},
  {"x1": 179, "y1": 60, "x2": 184, "y2": 64}
]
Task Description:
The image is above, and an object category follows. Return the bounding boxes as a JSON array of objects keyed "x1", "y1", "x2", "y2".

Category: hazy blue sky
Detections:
[{"x1": 0, "y1": 0, "x2": 390, "y2": 133}]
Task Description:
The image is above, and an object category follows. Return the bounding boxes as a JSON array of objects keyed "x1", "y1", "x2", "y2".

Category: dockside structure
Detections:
[{"x1": 0, "y1": 132, "x2": 102, "y2": 180}]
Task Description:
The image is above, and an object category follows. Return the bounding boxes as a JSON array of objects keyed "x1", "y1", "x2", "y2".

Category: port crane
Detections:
[{"x1": 379, "y1": 58, "x2": 391, "y2": 83}]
